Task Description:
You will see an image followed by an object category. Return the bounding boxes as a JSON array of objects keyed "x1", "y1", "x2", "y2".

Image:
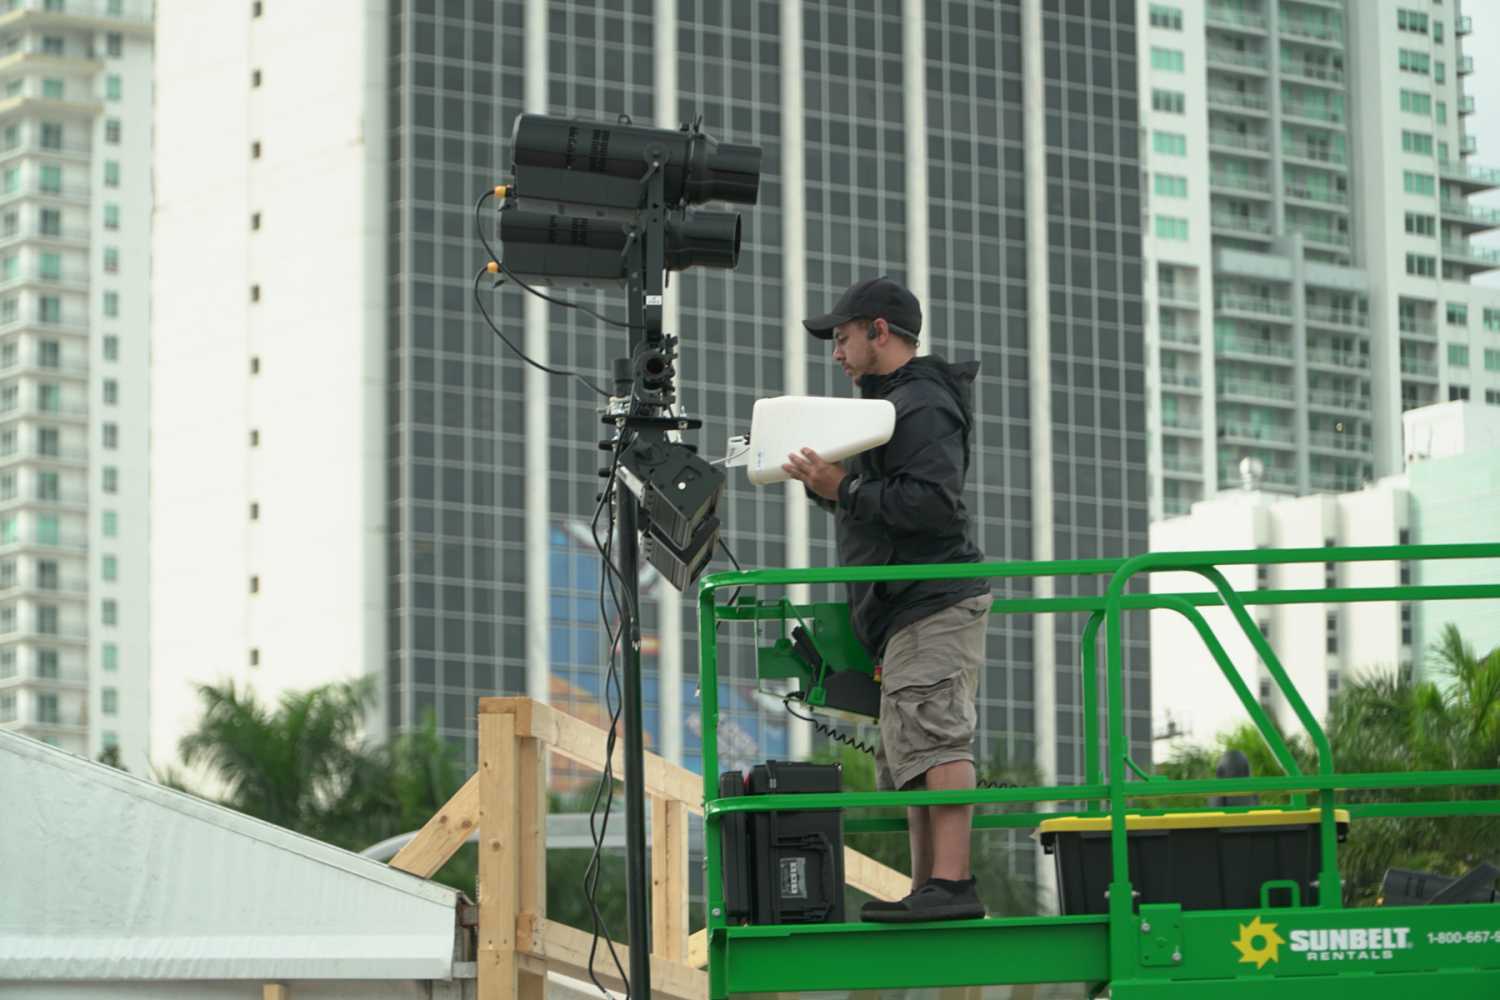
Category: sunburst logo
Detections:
[{"x1": 1232, "y1": 915, "x2": 1285, "y2": 969}]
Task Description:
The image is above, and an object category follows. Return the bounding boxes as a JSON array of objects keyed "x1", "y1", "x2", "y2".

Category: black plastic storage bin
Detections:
[
  {"x1": 718, "y1": 761, "x2": 846, "y2": 924},
  {"x1": 1038, "y1": 809, "x2": 1350, "y2": 915}
]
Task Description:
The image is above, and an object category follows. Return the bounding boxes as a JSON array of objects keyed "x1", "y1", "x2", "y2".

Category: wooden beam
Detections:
[
  {"x1": 516, "y1": 735, "x2": 547, "y2": 1000},
  {"x1": 687, "y1": 928, "x2": 707, "y2": 969},
  {"x1": 842, "y1": 845, "x2": 910, "y2": 901},
  {"x1": 389, "y1": 771, "x2": 479, "y2": 878},
  {"x1": 651, "y1": 797, "x2": 690, "y2": 963},
  {"x1": 261, "y1": 986, "x2": 288, "y2": 1000},
  {"x1": 481, "y1": 697, "x2": 703, "y2": 813},
  {"x1": 518, "y1": 913, "x2": 706, "y2": 1000},
  {"x1": 477, "y1": 711, "x2": 519, "y2": 1000}
]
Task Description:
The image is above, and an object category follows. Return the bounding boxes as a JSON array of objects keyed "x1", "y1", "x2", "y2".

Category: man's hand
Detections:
[{"x1": 783, "y1": 448, "x2": 846, "y2": 501}]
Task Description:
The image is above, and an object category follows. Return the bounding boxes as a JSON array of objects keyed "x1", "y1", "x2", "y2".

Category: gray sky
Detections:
[{"x1": 1465, "y1": 5, "x2": 1500, "y2": 285}]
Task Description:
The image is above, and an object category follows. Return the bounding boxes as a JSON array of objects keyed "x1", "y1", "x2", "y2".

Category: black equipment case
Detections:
[{"x1": 718, "y1": 761, "x2": 846, "y2": 924}]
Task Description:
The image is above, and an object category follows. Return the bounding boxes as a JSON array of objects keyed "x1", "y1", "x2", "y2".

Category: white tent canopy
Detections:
[{"x1": 0, "y1": 730, "x2": 470, "y2": 999}]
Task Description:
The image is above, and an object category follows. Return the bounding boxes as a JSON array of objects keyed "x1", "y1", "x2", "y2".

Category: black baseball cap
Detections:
[{"x1": 802, "y1": 275, "x2": 922, "y2": 342}]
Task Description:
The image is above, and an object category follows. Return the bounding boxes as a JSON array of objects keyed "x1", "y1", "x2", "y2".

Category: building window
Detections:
[
  {"x1": 42, "y1": 78, "x2": 64, "y2": 99},
  {"x1": 102, "y1": 510, "x2": 118, "y2": 537},
  {"x1": 37, "y1": 604, "x2": 57, "y2": 635},
  {"x1": 1148, "y1": 4, "x2": 1182, "y2": 30},
  {"x1": 1152, "y1": 89, "x2": 1186, "y2": 114},
  {"x1": 1484, "y1": 348, "x2": 1500, "y2": 372},
  {"x1": 1448, "y1": 343, "x2": 1470, "y2": 367},
  {"x1": 104, "y1": 161, "x2": 120, "y2": 187},
  {"x1": 251, "y1": 68, "x2": 262, "y2": 87},
  {"x1": 1448, "y1": 303, "x2": 1469, "y2": 326},
  {"x1": 1403, "y1": 171, "x2": 1435, "y2": 196},
  {"x1": 101, "y1": 599, "x2": 117, "y2": 626},
  {"x1": 38, "y1": 338, "x2": 60, "y2": 365},
  {"x1": 102, "y1": 643, "x2": 118, "y2": 671},
  {"x1": 251, "y1": 140, "x2": 261, "y2": 158},
  {"x1": 106, "y1": 32, "x2": 123, "y2": 57},
  {"x1": 1152, "y1": 131, "x2": 1188, "y2": 156},
  {"x1": 0, "y1": 693, "x2": 14, "y2": 722},
  {"x1": 102, "y1": 555, "x2": 117, "y2": 581},
  {"x1": 102, "y1": 423, "x2": 118, "y2": 449},
  {"x1": 1435, "y1": 62, "x2": 1445, "y2": 84},
  {"x1": 39, "y1": 208, "x2": 60, "y2": 236},
  {"x1": 39, "y1": 165, "x2": 61, "y2": 194},
  {"x1": 1397, "y1": 9, "x2": 1429, "y2": 33},
  {"x1": 103, "y1": 379, "x2": 118, "y2": 404},
  {"x1": 105, "y1": 118, "x2": 121, "y2": 144},
  {"x1": 39, "y1": 252, "x2": 60, "y2": 280},
  {"x1": 1437, "y1": 102, "x2": 1447, "y2": 125},
  {"x1": 102, "y1": 466, "x2": 118, "y2": 493},
  {"x1": 1401, "y1": 604, "x2": 1414, "y2": 645},
  {"x1": 249, "y1": 356, "x2": 260, "y2": 374},
  {"x1": 1398, "y1": 89, "x2": 1434, "y2": 116},
  {"x1": 102, "y1": 688, "x2": 118, "y2": 716},
  {"x1": 250, "y1": 501, "x2": 259, "y2": 520},
  {"x1": 1154, "y1": 174, "x2": 1188, "y2": 198},
  {"x1": 39, "y1": 297, "x2": 61, "y2": 324},
  {"x1": 40, "y1": 121, "x2": 62, "y2": 149},
  {"x1": 103, "y1": 247, "x2": 119, "y2": 273},
  {"x1": 1486, "y1": 389, "x2": 1500, "y2": 406},
  {"x1": 105, "y1": 75, "x2": 122, "y2": 101},
  {"x1": 1151, "y1": 47, "x2": 1185, "y2": 72},
  {"x1": 36, "y1": 694, "x2": 58, "y2": 724},
  {"x1": 1402, "y1": 131, "x2": 1434, "y2": 156},
  {"x1": 1484, "y1": 308, "x2": 1500, "y2": 333},
  {"x1": 249, "y1": 575, "x2": 259, "y2": 594},
  {"x1": 1406, "y1": 254, "x2": 1436, "y2": 277},
  {"x1": 1154, "y1": 215, "x2": 1189, "y2": 241},
  {"x1": 250, "y1": 284, "x2": 261, "y2": 302},
  {"x1": 37, "y1": 427, "x2": 59, "y2": 457},
  {"x1": 104, "y1": 203, "x2": 120, "y2": 230},
  {"x1": 250, "y1": 647, "x2": 260, "y2": 666},
  {"x1": 252, "y1": 0, "x2": 263, "y2": 15},
  {"x1": 1326, "y1": 612, "x2": 1339, "y2": 654},
  {"x1": 251, "y1": 211, "x2": 261, "y2": 230},
  {"x1": 1399, "y1": 49, "x2": 1431, "y2": 75},
  {"x1": 103, "y1": 291, "x2": 119, "y2": 317},
  {"x1": 103, "y1": 335, "x2": 119, "y2": 360},
  {"x1": 41, "y1": 35, "x2": 64, "y2": 55},
  {"x1": 1450, "y1": 384, "x2": 1471, "y2": 401},
  {"x1": 1404, "y1": 213, "x2": 1435, "y2": 237}
]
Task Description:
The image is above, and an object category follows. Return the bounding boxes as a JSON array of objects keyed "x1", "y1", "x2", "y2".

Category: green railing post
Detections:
[
  {"x1": 1080, "y1": 610, "x2": 1104, "y2": 788},
  {"x1": 1102, "y1": 570, "x2": 1136, "y2": 979}
]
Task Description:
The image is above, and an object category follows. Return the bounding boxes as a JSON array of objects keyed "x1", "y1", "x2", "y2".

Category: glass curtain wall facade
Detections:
[{"x1": 385, "y1": 0, "x2": 1149, "y2": 782}]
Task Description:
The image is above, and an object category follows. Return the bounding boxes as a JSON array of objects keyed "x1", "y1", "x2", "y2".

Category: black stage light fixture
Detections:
[
  {"x1": 510, "y1": 113, "x2": 762, "y2": 213},
  {"x1": 643, "y1": 513, "x2": 720, "y2": 594},
  {"x1": 497, "y1": 209, "x2": 741, "y2": 288},
  {"x1": 615, "y1": 434, "x2": 726, "y2": 591}
]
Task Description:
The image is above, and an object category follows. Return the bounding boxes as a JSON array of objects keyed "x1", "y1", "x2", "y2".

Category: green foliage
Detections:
[{"x1": 1159, "y1": 624, "x2": 1500, "y2": 905}]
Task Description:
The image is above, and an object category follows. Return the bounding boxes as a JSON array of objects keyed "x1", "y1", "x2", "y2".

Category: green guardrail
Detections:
[{"x1": 695, "y1": 542, "x2": 1500, "y2": 998}]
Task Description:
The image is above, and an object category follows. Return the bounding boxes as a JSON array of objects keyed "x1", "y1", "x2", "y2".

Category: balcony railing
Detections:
[
  {"x1": 1297, "y1": 227, "x2": 1352, "y2": 247},
  {"x1": 1206, "y1": 6, "x2": 1267, "y2": 31},
  {"x1": 1443, "y1": 240, "x2": 1500, "y2": 268},
  {"x1": 1310, "y1": 471, "x2": 1363, "y2": 493},
  {"x1": 1440, "y1": 199, "x2": 1500, "y2": 227},
  {"x1": 1162, "y1": 411, "x2": 1201, "y2": 431},
  {"x1": 1307, "y1": 348, "x2": 1369, "y2": 369},
  {"x1": 1459, "y1": 96, "x2": 1476, "y2": 117},
  {"x1": 1304, "y1": 304, "x2": 1364, "y2": 327},
  {"x1": 1281, "y1": 19, "x2": 1343, "y2": 44},
  {"x1": 1212, "y1": 172, "x2": 1273, "y2": 194},
  {"x1": 0, "y1": 532, "x2": 88, "y2": 551},
  {"x1": 1218, "y1": 463, "x2": 1299, "y2": 488},
  {"x1": 1438, "y1": 159, "x2": 1500, "y2": 188},
  {"x1": 1307, "y1": 389, "x2": 1371, "y2": 410},
  {"x1": 1400, "y1": 358, "x2": 1439, "y2": 378},
  {"x1": 1399, "y1": 318, "x2": 1437, "y2": 338},
  {"x1": 1457, "y1": 16, "x2": 1473, "y2": 36},
  {"x1": 1216, "y1": 378, "x2": 1296, "y2": 402},
  {"x1": 1209, "y1": 130, "x2": 1273, "y2": 155},
  {"x1": 1461, "y1": 136, "x2": 1479, "y2": 156},
  {"x1": 1215, "y1": 335, "x2": 1295, "y2": 360},
  {"x1": 1217, "y1": 293, "x2": 1294, "y2": 317},
  {"x1": 2, "y1": 0, "x2": 153, "y2": 19},
  {"x1": 1282, "y1": 141, "x2": 1346, "y2": 165},
  {"x1": 1220, "y1": 421, "x2": 1296, "y2": 445},
  {"x1": 1309, "y1": 431, "x2": 1372, "y2": 454},
  {"x1": 1159, "y1": 325, "x2": 1200, "y2": 346},
  {"x1": 1283, "y1": 101, "x2": 1345, "y2": 124},
  {"x1": 1281, "y1": 61, "x2": 1345, "y2": 84},
  {"x1": 1207, "y1": 47, "x2": 1269, "y2": 71},
  {"x1": 1285, "y1": 183, "x2": 1348, "y2": 206},
  {"x1": 1162, "y1": 370, "x2": 1203, "y2": 390},
  {"x1": 1162, "y1": 454, "x2": 1204, "y2": 475},
  {"x1": 1458, "y1": 56, "x2": 1474, "y2": 77},
  {"x1": 1209, "y1": 89, "x2": 1270, "y2": 112},
  {"x1": 0, "y1": 356, "x2": 89, "y2": 375},
  {"x1": 0, "y1": 226, "x2": 91, "y2": 245},
  {"x1": 1157, "y1": 284, "x2": 1200, "y2": 307},
  {"x1": 1212, "y1": 212, "x2": 1275, "y2": 235}
]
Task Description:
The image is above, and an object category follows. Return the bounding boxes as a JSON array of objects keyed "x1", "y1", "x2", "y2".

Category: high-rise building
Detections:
[
  {"x1": 1138, "y1": 0, "x2": 1500, "y2": 521},
  {"x1": 0, "y1": 0, "x2": 152, "y2": 771},
  {"x1": 151, "y1": 0, "x2": 1150, "y2": 818}
]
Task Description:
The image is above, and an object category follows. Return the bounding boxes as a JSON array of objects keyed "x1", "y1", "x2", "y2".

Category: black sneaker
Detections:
[{"x1": 860, "y1": 877, "x2": 986, "y2": 923}]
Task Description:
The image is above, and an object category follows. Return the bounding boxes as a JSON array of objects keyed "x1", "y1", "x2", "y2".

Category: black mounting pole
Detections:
[{"x1": 616, "y1": 153, "x2": 669, "y2": 999}]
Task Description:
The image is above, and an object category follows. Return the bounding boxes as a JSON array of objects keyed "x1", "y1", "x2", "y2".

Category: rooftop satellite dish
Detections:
[{"x1": 725, "y1": 396, "x2": 896, "y2": 485}]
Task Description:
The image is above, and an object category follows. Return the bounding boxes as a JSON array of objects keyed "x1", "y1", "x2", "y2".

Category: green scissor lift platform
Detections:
[{"x1": 696, "y1": 543, "x2": 1500, "y2": 998}]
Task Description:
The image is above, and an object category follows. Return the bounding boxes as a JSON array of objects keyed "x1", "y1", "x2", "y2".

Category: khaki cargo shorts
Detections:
[{"x1": 874, "y1": 594, "x2": 991, "y2": 791}]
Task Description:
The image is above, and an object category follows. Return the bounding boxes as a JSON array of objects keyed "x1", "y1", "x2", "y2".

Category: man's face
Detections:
[{"x1": 831, "y1": 319, "x2": 878, "y2": 381}]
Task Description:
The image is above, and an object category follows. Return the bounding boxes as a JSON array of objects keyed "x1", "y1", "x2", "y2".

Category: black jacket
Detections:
[{"x1": 810, "y1": 355, "x2": 989, "y2": 657}]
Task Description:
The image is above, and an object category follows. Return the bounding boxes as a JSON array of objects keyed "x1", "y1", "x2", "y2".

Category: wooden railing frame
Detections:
[{"x1": 388, "y1": 696, "x2": 910, "y2": 1000}]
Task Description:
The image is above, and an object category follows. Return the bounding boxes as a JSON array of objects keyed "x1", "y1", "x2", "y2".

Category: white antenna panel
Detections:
[{"x1": 727, "y1": 396, "x2": 896, "y2": 485}]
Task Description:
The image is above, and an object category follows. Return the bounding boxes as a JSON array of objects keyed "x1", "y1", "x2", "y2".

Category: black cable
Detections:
[
  {"x1": 716, "y1": 536, "x2": 745, "y2": 611},
  {"x1": 582, "y1": 440, "x2": 631, "y2": 1000},
  {"x1": 472, "y1": 266, "x2": 611, "y2": 399},
  {"x1": 497, "y1": 258, "x2": 638, "y2": 332}
]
